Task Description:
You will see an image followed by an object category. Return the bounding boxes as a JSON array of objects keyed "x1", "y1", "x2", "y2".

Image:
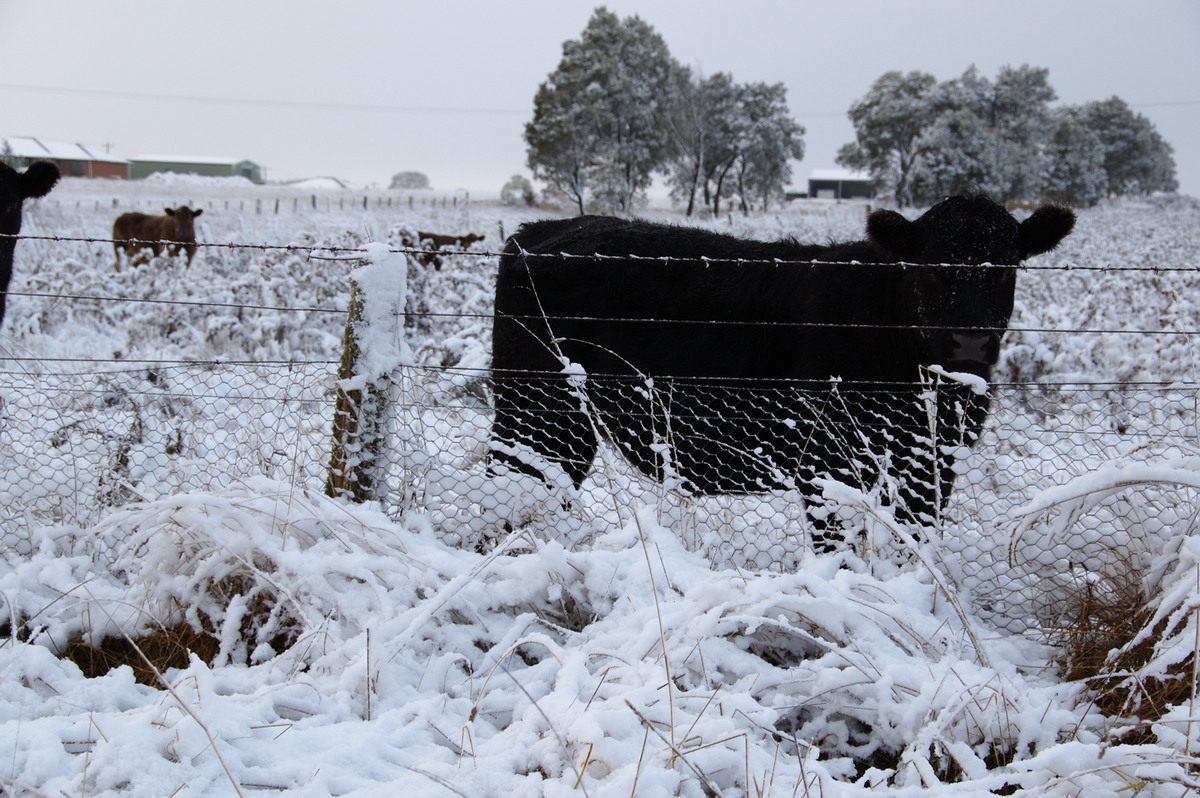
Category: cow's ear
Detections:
[
  {"x1": 867, "y1": 209, "x2": 923, "y2": 259},
  {"x1": 19, "y1": 160, "x2": 59, "y2": 199},
  {"x1": 164, "y1": 208, "x2": 175, "y2": 216},
  {"x1": 193, "y1": 208, "x2": 203, "y2": 217},
  {"x1": 1020, "y1": 204, "x2": 1075, "y2": 258}
]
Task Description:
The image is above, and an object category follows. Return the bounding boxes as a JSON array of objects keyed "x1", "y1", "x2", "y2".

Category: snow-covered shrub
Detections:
[{"x1": 78, "y1": 476, "x2": 416, "y2": 666}]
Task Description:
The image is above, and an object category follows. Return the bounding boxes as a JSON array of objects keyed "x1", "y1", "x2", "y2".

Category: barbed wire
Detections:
[
  {"x1": 1, "y1": 357, "x2": 1197, "y2": 391},
  {"x1": 1, "y1": 285, "x2": 1195, "y2": 337},
  {"x1": 9, "y1": 289, "x2": 348, "y2": 315},
  {"x1": 4, "y1": 232, "x2": 435, "y2": 258},
  {"x1": 1, "y1": 361, "x2": 1196, "y2": 446},
  {"x1": 1, "y1": 232, "x2": 1197, "y2": 339},
  {"x1": 5, "y1": 231, "x2": 1200, "y2": 273}
]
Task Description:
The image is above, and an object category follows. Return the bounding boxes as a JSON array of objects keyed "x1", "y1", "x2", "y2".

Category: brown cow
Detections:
[
  {"x1": 112, "y1": 206, "x2": 204, "y2": 270},
  {"x1": 401, "y1": 230, "x2": 485, "y2": 269},
  {"x1": 416, "y1": 231, "x2": 484, "y2": 249}
]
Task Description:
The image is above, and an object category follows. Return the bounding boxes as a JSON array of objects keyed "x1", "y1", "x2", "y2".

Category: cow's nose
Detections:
[{"x1": 949, "y1": 332, "x2": 993, "y2": 365}]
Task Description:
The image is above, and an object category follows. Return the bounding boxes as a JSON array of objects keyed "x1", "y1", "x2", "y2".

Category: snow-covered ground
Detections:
[{"x1": 0, "y1": 176, "x2": 1197, "y2": 796}]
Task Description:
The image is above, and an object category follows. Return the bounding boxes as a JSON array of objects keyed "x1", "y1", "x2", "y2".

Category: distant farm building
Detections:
[
  {"x1": 1, "y1": 136, "x2": 129, "y2": 179},
  {"x1": 130, "y1": 156, "x2": 265, "y2": 183},
  {"x1": 807, "y1": 169, "x2": 874, "y2": 200}
]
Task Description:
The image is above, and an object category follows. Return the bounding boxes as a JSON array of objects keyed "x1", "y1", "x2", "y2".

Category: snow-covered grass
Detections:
[{"x1": 0, "y1": 177, "x2": 1197, "y2": 795}]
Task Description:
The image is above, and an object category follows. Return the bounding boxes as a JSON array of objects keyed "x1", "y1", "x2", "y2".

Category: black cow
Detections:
[
  {"x1": 490, "y1": 196, "x2": 1075, "y2": 534},
  {"x1": 0, "y1": 159, "x2": 59, "y2": 328}
]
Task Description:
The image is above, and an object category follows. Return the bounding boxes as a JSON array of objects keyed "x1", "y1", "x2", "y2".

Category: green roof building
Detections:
[{"x1": 130, "y1": 156, "x2": 264, "y2": 183}]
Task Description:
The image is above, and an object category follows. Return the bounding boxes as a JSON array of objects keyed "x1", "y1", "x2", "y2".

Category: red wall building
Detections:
[{"x1": 2, "y1": 136, "x2": 129, "y2": 179}]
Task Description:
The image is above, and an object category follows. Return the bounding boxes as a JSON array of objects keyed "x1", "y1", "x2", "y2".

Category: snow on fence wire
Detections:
[{"x1": 1, "y1": 233, "x2": 1198, "y2": 634}]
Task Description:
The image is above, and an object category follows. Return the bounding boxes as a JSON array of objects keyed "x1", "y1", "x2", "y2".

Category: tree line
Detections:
[
  {"x1": 524, "y1": 8, "x2": 803, "y2": 216},
  {"x1": 837, "y1": 66, "x2": 1178, "y2": 207},
  {"x1": 526, "y1": 9, "x2": 1178, "y2": 212}
]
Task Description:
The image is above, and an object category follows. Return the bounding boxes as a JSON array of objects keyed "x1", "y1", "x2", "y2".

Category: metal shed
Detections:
[
  {"x1": 807, "y1": 168, "x2": 874, "y2": 200},
  {"x1": 129, "y1": 156, "x2": 265, "y2": 183}
]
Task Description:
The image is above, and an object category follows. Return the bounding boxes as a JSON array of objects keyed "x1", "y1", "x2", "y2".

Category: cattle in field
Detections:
[
  {"x1": 417, "y1": 231, "x2": 485, "y2": 249},
  {"x1": 401, "y1": 230, "x2": 485, "y2": 269},
  {"x1": 490, "y1": 195, "x2": 1075, "y2": 535},
  {"x1": 112, "y1": 206, "x2": 204, "y2": 270},
  {"x1": 0, "y1": 159, "x2": 60, "y2": 328}
]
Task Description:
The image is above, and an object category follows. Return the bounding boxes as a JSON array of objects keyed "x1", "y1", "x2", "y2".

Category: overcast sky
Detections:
[{"x1": 2, "y1": 0, "x2": 1197, "y2": 197}]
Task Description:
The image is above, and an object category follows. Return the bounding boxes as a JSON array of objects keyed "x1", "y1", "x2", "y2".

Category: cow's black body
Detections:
[
  {"x1": 490, "y1": 196, "x2": 1074, "y2": 529},
  {"x1": 0, "y1": 160, "x2": 59, "y2": 328}
]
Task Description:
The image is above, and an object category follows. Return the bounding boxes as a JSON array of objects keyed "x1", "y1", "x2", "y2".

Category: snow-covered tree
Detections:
[
  {"x1": 663, "y1": 73, "x2": 805, "y2": 217},
  {"x1": 389, "y1": 171, "x2": 430, "y2": 190},
  {"x1": 968, "y1": 65, "x2": 1055, "y2": 201},
  {"x1": 1040, "y1": 109, "x2": 1109, "y2": 206},
  {"x1": 837, "y1": 70, "x2": 939, "y2": 206},
  {"x1": 662, "y1": 69, "x2": 742, "y2": 216},
  {"x1": 524, "y1": 7, "x2": 676, "y2": 214},
  {"x1": 911, "y1": 109, "x2": 1010, "y2": 202},
  {"x1": 499, "y1": 174, "x2": 536, "y2": 206},
  {"x1": 843, "y1": 64, "x2": 1180, "y2": 207},
  {"x1": 906, "y1": 65, "x2": 1055, "y2": 205},
  {"x1": 1075, "y1": 97, "x2": 1178, "y2": 197},
  {"x1": 730, "y1": 81, "x2": 805, "y2": 213}
]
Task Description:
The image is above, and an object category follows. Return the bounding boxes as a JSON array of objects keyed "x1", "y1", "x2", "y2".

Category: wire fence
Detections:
[
  {"x1": 2, "y1": 230, "x2": 1198, "y2": 634},
  {"x1": 42, "y1": 190, "x2": 473, "y2": 217}
]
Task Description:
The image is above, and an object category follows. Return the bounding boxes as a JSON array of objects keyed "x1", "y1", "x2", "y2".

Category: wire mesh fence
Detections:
[
  {"x1": 393, "y1": 365, "x2": 1200, "y2": 633},
  {"x1": 2, "y1": 213, "x2": 1199, "y2": 635},
  {"x1": 0, "y1": 362, "x2": 337, "y2": 543},
  {"x1": 3, "y1": 353, "x2": 1194, "y2": 633}
]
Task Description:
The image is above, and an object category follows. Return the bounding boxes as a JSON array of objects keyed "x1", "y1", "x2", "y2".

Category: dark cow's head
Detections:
[
  {"x1": 164, "y1": 206, "x2": 203, "y2": 239},
  {"x1": 0, "y1": 160, "x2": 60, "y2": 326},
  {"x1": 867, "y1": 195, "x2": 1075, "y2": 375},
  {"x1": 1, "y1": 160, "x2": 60, "y2": 235}
]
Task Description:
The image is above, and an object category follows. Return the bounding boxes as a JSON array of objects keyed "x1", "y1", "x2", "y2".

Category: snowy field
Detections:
[{"x1": 1, "y1": 175, "x2": 1198, "y2": 796}]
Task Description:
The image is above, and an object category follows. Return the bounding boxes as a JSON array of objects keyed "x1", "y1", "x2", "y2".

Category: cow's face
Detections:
[
  {"x1": 867, "y1": 196, "x2": 1075, "y2": 375},
  {"x1": 0, "y1": 160, "x2": 59, "y2": 234},
  {"x1": 165, "y1": 206, "x2": 203, "y2": 239}
]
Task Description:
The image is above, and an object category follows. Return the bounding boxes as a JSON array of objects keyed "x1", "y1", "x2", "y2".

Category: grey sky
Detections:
[{"x1": 2, "y1": 0, "x2": 1197, "y2": 196}]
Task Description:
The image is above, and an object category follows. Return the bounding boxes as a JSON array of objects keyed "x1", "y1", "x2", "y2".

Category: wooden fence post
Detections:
[
  {"x1": 325, "y1": 281, "x2": 385, "y2": 502},
  {"x1": 325, "y1": 244, "x2": 412, "y2": 503}
]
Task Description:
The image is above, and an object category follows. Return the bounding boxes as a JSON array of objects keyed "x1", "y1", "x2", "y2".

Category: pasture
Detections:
[{"x1": 1, "y1": 174, "x2": 1198, "y2": 796}]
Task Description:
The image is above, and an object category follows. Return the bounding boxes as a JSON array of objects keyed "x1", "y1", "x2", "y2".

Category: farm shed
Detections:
[
  {"x1": 1, "y1": 136, "x2": 129, "y2": 179},
  {"x1": 808, "y1": 168, "x2": 874, "y2": 200},
  {"x1": 130, "y1": 156, "x2": 265, "y2": 183}
]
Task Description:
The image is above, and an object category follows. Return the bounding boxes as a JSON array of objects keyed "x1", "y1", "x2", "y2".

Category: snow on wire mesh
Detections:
[
  {"x1": 3, "y1": 355, "x2": 1196, "y2": 634},
  {"x1": 3, "y1": 199, "x2": 1200, "y2": 636}
]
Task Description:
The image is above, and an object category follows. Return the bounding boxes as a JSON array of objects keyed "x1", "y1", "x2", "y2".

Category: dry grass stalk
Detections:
[
  {"x1": 63, "y1": 620, "x2": 220, "y2": 687},
  {"x1": 1054, "y1": 557, "x2": 1197, "y2": 745}
]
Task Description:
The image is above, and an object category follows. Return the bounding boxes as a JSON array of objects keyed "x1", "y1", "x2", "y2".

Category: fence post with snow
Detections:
[{"x1": 325, "y1": 243, "x2": 413, "y2": 503}]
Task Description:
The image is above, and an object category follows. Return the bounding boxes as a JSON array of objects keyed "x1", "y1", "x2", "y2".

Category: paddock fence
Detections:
[
  {"x1": 1, "y1": 230, "x2": 1198, "y2": 635},
  {"x1": 41, "y1": 187, "x2": 476, "y2": 217}
]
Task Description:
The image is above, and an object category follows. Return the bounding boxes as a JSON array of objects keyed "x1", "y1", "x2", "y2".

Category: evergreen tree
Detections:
[
  {"x1": 663, "y1": 74, "x2": 805, "y2": 216},
  {"x1": 837, "y1": 70, "x2": 939, "y2": 205},
  {"x1": 524, "y1": 7, "x2": 676, "y2": 214},
  {"x1": 909, "y1": 65, "x2": 1054, "y2": 204},
  {"x1": 912, "y1": 109, "x2": 1009, "y2": 203},
  {"x1": 662, "y1": 69, "x2": 742, "y2": 216},
  {"x1": 389, "y1": 171, "x2": 430, "y2": 190},
  {"x1": 500, "y1": 174, "x2": 536, "y2": 206},
  {"x1": 731, "y1": 81, "x2": 805, "y2": 213},
  {"x1": 842, "y1": 64, "x2": 1177, "y2": 206},
  {"x1": 1076, "y1": 97, "x2": 1178, "y2": 196},
  {"x1": 1040, "y1": 109, "x2": 1109, "y2": 206}
]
